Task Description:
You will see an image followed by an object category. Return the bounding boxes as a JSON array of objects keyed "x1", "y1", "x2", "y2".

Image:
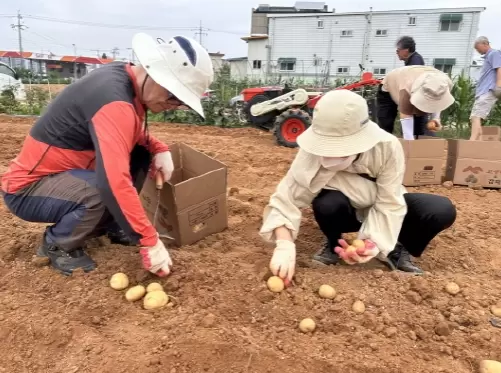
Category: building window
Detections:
[
  {"x1": 373, "y1": 68, "x2": 387, "y2": 75},
  {"x1": 341, "y1": 30, "x2": 353, "y2": 37},
  {"x1": 253, "y1": 60, "x2": 262, "y2": 69},
  {"x1": 278, "y1": 58, "x2": 296, "y2": 71},
  {"x1": 337, "y1": 67, "x2": 349, "y2": 74},
  {"x1": 440, "y1": 14, "x2": 462, "y2": 31},
  {"x1": 433, "y1": 58, "x2": 456, "y2": 74},
  {"x1": 408, "y1": 17, "x2": 416, "y2": 25},
  {"x1": 375, "y1": 29, "x2": 388, "y2": 36},
  {"x1": 317, "y1": 19, "x2": 324, "y2": 29}
]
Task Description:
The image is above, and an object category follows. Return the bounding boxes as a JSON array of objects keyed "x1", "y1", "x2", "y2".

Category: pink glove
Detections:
[
  {"x1": 334, "y1": 239, "x2": 379, "y2": 265},
  {"x1": 153, "y1": 151, "x2": 174, "y2": 182},
  {"x1": 140, "y1": 238, "x2": 173, "y2": 277}
]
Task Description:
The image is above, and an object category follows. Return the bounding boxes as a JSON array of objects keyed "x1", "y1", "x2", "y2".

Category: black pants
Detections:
[
  {"x1": 376, "y1": 85, "x2": 431, "y2": 137},
  {"x1": 311, "y1": 190, "x2": 456, "y2": 257}
]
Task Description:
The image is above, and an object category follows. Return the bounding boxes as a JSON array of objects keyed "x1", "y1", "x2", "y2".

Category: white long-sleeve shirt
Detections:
[{"x1": 259, "y1": 132, "x2": 408, "y2": 257}]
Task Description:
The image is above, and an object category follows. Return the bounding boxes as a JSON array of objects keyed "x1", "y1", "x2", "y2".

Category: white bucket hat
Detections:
[
  {"x1": 132, "y1": 32, "x2": 214, "y2": 118},
  {"x1": 410, "y1": 71, "x2": 454, "y2": 114},
  {"x1": 296, "y1": 89, "x2": 388, "y2": 157}
]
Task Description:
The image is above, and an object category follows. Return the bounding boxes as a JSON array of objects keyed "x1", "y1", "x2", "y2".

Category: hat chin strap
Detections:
[{"x1": 141, "y1": 74, "x2": 150, "y2": 147}]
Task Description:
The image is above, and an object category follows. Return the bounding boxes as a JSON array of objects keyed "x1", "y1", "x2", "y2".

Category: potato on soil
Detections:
[
  {"x1": 109, "y1": 273, "x2": 129, "y2": 290},
  {"x1": 143, "y1": 290, "x2": 169, "y2": 310},
  {"x1": 125, "y1": 285, "x2": 146, "y2": 301},
  {"x1": 445, "y1": 282, "x2": 460, "y2": 295},
  {"x1": 267, "y1": 276, "x2": 285, "y2": 293},
  {"x1": 146, "y1": 282, "x2": 163, "y2": 293},
  {"x1": 352, "y1": 300, "x2": 366, "y2": 314},
  {"x1": 318, "y1": 284, "x2": 336, "y2": 299},
  {"x1": 479, "y1": 360, "x2": 501, "y2": 373},
  {"x1": 490, "y1": 304, "x2": 501, "y2": 317},
  {"x1": 299, "y1": 318, "x2": 316, "y2": 333}
]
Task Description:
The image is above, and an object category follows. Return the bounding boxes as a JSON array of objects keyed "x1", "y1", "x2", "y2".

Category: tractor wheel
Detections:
[
  {"x1": 244, "y1": 94, "x2": 276, "y2": 129},
  {"x1": 273, "y1": 109, "x2": 311, "y2": 148}
]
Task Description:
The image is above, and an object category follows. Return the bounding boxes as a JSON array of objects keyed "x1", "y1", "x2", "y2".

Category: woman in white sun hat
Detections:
[
  {"x1": 259, "y1": 89, "x2": 456, "y2": 283},
  {"x1": 2, "y1": 32, "x2": 214, "y2": 277},
  {"x1": 376, "y1": 65, "x2": 454, "y2": 140}
]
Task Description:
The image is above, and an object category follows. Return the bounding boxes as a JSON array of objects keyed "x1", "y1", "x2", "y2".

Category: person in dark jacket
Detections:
[
  {"x1": 396, "y1": 36, "x2": 425, "y2": 66},
  {"x1": 1, "y1": 33, "x2": 214, "y2": 276}
]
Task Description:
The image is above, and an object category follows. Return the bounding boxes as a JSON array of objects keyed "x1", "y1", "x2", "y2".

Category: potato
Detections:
[
  {"x1": 490, "y1": 304, "x2": 501, "y2": 318},
  {"x1": 146, "y1": 282, "x2": 163, "y2": 293},
  {"x1": 352, "y1": 300, "x2": 366, "y2": 314},
  {"x1": 318, "y1": 284, "x2": 336, "y2": 299},
  {"x1": 267, "y1": 276, "x2": 285, "y2": 293},
  {"x1": 125, "y1": 285, "x2": 146, "y2": 302},
  {"x1": 345, "y1": 245, "x2": 357, "y2": 254},
  {"x1": 427, "y1": 120, "x2": 438, "y2": 131},
  {"x1": 352, "y1": 239, "x2": 365, "y2": 249},
  {"x1": 445, "y1": 282, "x2": 460, "y2": 295},
  {"x1": 109, "y1": 273, "x2": 129, "y2": 290},
  {"x1": 143, "y1": 290, "x2": 169, "y2": 310},
  {"x1": 479, "y1": 360, "x2": 501, "y2": 373},
  {"x1": 299, "y1": 318, "x2": 316, "y2": 333}
]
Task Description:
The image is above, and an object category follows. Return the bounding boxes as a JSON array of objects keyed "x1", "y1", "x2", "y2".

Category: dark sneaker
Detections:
[
  {"x1": 312, "y1": 240, "x2": 340, "y2": 266},
  {"x1": 37, "y1": 237, "x2": 96, "y2": 276},
  {"x1": 107, "y1": 229, "x2": 137, "y2": 246},
  {"x1": 382, "y1": 243, "x2": 424, "y2": 274}
]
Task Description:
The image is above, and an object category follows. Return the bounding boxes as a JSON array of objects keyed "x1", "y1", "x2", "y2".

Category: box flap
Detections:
[
  {"x1": 173, "y1": 168, "x2": 227, "y2": 211},
  {"x1": 179, "y1": 143, "x2": 227, "y2": 175},
  {"x1": 448, "y1": 139, "x2": 501, "y2": 160},
  {"x1": 399, "y1": 139, "x2": 446, "y2": 159}
]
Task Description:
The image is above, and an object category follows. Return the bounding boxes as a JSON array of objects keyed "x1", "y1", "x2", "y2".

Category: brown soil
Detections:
[{"x1": 0, "y1": 114, "x2": 500, "y2": 373}]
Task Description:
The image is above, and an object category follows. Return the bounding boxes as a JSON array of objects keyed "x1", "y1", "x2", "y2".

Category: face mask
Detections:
[{"x1": 320, "y1": 155, "x2": 357, "y2": 171}]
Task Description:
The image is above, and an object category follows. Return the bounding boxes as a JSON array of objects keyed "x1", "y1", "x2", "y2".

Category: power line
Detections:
[
  {"x1": 9, "y1": 14, "x2": 247, "y2": 35},
  {"x1": 193, "y1": 20, "x2": 208, "y2": 46}
]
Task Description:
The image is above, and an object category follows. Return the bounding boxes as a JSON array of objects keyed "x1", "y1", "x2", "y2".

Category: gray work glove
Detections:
[{"x1": 493, "y1": 86, "x2": 501, "y2": 99}]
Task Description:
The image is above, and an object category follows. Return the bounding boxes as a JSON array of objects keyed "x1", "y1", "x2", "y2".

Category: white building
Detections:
[{"x1": 243, "y1": 6, "x2": 486, "y2": 83}]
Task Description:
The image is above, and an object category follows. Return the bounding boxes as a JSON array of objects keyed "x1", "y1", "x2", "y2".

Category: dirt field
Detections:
[
  {"x1": 25, "y1": 84, "x2": 68, "y2": 95},
  {"x1": 0, "y1": 115, "x2": 500, "y2": 373}
]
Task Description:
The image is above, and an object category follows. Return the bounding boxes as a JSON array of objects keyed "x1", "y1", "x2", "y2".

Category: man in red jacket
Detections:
[{"x1": 1, "y1": 33, "x2": 214, "y2": 276}]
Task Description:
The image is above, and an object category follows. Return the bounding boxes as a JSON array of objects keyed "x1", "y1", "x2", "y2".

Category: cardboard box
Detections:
[
  {"x1": 446, "y1": 139, "x2": 501, "y2": 188},
  {"x1": 399, "y1": 139, "x2": 446, "y2": 186},
  {"x1": 139, "y1": 143, "x2": 228, "y2": 246},
  {"x1": 480, "y1": 126, "x2": 501, "y2": 141}
]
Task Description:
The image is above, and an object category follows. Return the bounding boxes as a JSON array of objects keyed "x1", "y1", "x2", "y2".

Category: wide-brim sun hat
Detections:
[
  {"x1": 132, "y1": 32, "x2": 214, "y2": 118},
  {"x1": 296, "y1": 89, "x2": 389, "y2": 157},
  {"x1": 410, "y1": 71, "x2": 454, "y2": 114}
]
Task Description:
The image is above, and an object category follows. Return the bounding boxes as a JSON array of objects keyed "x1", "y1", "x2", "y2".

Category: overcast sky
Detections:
[{"x1": 1, "y1": 0, "x2": 499, "y2": 59}]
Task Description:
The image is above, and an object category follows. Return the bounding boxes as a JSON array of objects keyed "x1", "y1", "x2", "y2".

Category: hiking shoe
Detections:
[
  {"x1": 37, "y1": 237, "x2": 96, "y2": 276},
  {"x1": 382, "y1": 243, "x2": 424, "y2": 274},
  {"x1": 312, "y1": 240, "x2": 340, "y2": 266},
  {"x1": 107, "y1": 228, "x2": 137, "y2": 246}
]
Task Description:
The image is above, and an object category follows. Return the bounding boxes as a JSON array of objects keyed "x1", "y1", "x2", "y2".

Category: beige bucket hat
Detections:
[
  {"x1": 296, "y1": 89, "x2": 388, "y2": 157},
  {"x1": 410, "y1": 71, "x2": 454, "y2": 114}
]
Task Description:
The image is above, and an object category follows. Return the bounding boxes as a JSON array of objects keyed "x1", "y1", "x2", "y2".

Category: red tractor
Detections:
[{"x1": 240, "y1": 72, "x2": 382, "y2": 147}]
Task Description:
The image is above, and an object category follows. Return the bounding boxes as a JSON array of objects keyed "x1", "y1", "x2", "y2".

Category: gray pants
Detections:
[{"x1": 3, "y1": 145, "x2": 151, "y2": 250}]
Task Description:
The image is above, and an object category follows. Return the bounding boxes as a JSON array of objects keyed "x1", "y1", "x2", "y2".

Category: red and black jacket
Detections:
[{"x1": 1, "y1": 62, "x2": 168, "y2": 246}]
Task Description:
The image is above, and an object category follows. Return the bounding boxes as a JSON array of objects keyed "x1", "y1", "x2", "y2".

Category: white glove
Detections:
[
  {"x1": 269, "y1": 239, "x2": 296, "y2": 282},
  {"x1": 153, "y1": 151, "x2": 174, "y2": 182},
  {"x1": 400, "y1": 117, "x2": 415, "y2": 140},
  {"x1": 140, "y1": 238, "x2": 173, "y2": 277}
]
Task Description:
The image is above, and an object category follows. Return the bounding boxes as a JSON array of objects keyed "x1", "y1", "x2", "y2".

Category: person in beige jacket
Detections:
[
  {"x1": 376, "y1": 66, "x2": 454, "y2": 140},
  {"x1": 259, "y1": 90, "x2": 456, "y2": 281}
]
